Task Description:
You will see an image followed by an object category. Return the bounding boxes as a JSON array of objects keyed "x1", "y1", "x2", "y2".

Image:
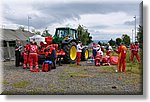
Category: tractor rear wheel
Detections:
[
  {"x1": 81, "y1": 47, "x2": 89, "y2": 61},
  {"x1": 63, "y1": 42, "x2": 77, "y2": 63}
]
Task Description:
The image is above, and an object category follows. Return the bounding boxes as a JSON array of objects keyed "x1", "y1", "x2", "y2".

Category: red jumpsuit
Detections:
[
  {"x1": 130, "y1": 44, "x2": 140, "y2": 62},
  {"x1": 23, "y1": 44, "x2": 30, "y2": 68},
  {"x1": 29, "y1": 44, "x2": 39, "y2": 71},
  {"x1": 106, "y1": 46, "x2": 112, "y2": 56},
  {"x1": 95, "y1": 51, "x2": 103, "y2": 66},
  {"x1": 23, "y1": 46, "x2": 29, "y2": 68},
  {"x1": 44, "y1": 45, "x2": 56, "y2": 69},
  {"x1": 77, "y1": 44, "x2": 82, "y2": 65},
  {"x1": 116, "y1": 45, "x2": 127, "y2": 72}
]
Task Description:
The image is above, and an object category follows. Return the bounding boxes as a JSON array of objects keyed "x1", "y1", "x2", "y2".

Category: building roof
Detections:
[{"x1": 0, "y1": 29, "x2": 34, "y2": 41}]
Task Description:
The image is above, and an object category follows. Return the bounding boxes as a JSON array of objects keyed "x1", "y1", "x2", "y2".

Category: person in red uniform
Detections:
[
  {"x1": 29, "y1": 39, "x2": 39, "y2": 71},
  {"x1": 106, "y1": 43, "x2": 113, "y2": 56},
  {"x1": 95, "y1": 44, "x2": 103, "y2": 66},
  {"x1": 130, "y1": 42, "x2": 140, "y2": 62},
  {"x1": 23, "y1": 40, "x2": 30, "y2": 69},
  {"x1": 115, "y1": 42, "x2": 127, "y2": 72},
  {"x1": 44, "y1": 44, "x2": 56, "y2": 69},
  {"x1": 77, "y1": 41, "x2": 84, "y2": 65},
  {"x1": 23, "y1": 45, "x2": 29, "y2": 69}
]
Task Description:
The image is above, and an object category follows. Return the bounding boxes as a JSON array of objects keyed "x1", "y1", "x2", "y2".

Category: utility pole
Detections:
[
  {"x1": 28, "y1": 16, "x2": 31, "y2": 32},
  {"x1": 134, "y1": 16, "x2": 136, "y2": 42},
  {"x1": 132, "y1": 29, "x2": 134, "y2": 43}
]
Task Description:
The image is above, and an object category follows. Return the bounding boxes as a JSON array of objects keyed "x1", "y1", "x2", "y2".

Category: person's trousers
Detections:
[
  {"x1": 23, "y1": 53, "x2": 28, "y2": 68},
  {"x1": 15, "y1": 51, "x2": 21, "y2": 67},
  {"x1": 77, "y1": 52, "x2": 81, "y2": 65},
  {"x1": 118, "y1": 58, "x2": 126, "y2": 72},
  {"x1": 130, "y1": 52, "x2": 140, "y2": 62},
  {"x1": 29, "y1": 53, "x2": 38, "y2": 70}
]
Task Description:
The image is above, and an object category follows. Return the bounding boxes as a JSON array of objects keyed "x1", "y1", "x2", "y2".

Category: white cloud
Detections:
[{"x1": 1, "y1": 0, "x2": 141, "y2": 40}]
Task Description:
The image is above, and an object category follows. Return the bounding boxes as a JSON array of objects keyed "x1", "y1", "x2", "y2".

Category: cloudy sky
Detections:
[{"x1": 0, "y1": 0, "x2": 142, "y2": 41}]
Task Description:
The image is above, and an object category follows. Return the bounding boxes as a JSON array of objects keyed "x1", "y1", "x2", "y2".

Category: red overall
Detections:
[
  {"x1": 106, "y1": 50, "x2": 112, "y2": 56},
  {"x1": 77, "y1": 43, "x2": 82, "y2": 65},
  {"x1": 130, "y1": 44, "x2": 140, "y2": 62},
  {"x1": 45, "y1": 45, "x2": 55, "y2": 57},
  {"x1": 23, "y1": 47, "x2": 29, "y2": 68},
  {"x1": 77, "y1": 52, "x2": 81, "y2": 65},
  {"x1": 29, "y1": 44, "x2": 38, "y2": 71},
  {"x1": 117, "y1": 45, "x2": 127, "y2": 72},
  {"x1": 95, "y1": 51, "x2": 102, "y2": 66},
  {"x1": 23, "y1": 44, "x2": 30, "y2": 68}
]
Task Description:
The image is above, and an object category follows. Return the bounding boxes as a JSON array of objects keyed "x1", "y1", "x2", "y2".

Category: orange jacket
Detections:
[{"x1": 116, "y1": 45, "x2": 127, "y2": 59}]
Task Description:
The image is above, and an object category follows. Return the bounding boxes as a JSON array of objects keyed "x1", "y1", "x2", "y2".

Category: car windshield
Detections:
[{"x1": 56, "y1": 29, "x2": 69, "y2": 38}]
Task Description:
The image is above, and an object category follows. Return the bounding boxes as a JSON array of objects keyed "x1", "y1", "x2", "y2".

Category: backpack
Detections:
[{"x1": 42, "y1": 60, "x2": 53, "y2": 72}]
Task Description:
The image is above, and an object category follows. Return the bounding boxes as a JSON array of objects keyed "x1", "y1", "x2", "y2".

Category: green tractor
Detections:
[{"x1": 53, "y1": 27, "x2": 89, "y2": 63}]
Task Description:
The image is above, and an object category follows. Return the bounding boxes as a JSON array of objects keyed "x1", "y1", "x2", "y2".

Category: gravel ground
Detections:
[{"x1": 2, "y1": 61, "x2": 142, "y2": 95}]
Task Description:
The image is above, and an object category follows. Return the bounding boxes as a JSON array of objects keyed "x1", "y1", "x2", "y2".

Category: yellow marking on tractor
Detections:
[
  {"x1": 70, "y1": 46, "x2": 77, "y2": 60},
  {"x1": 85, "y1": 50, "x2": 89, "y2": 59}
]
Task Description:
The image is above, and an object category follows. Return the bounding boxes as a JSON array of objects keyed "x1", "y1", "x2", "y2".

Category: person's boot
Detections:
[
  {"x1": 23, "y1": 64, "x2": 27, "y2": 69},
  {"x1": 30, "y1": 66, "x2": 33, "y2": 71}
]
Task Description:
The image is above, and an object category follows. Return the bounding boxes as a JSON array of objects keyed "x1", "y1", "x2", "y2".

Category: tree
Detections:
[
  {"x1": 42, "y1": 30, "x2": 52, "y2": 37},
  {"x1": 108, "y1": 38, "x2": 116, "y2": 46},
  {"x1": 116, "y1": 38, "x2": 122, "y2": 46},
  {"x1": 31, "y1": 29, "x2": 41, "y2": 35},
  {"x1": 98, "y1": 41, "x2": 102, "y2": 46},
  {"x1": 137, "y1": 25, "x2": 143, "y2": 49},
  {"x1": 122, "y1": 34, "x2": 130, "y2": 46},
  {"x1": 77, "y1": 24, "x2": 93, "y2": 45},
  {"x1": 34, "y1": 31, "x2": 41, "y2": 35}
]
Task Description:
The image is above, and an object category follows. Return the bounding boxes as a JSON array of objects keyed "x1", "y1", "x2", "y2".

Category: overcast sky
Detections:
[{"x1": 0, "y1": 0, "x2": 142, "y2": 41}]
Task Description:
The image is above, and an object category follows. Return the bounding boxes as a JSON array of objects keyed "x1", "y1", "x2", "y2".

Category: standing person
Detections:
[
  {"x1": 29, "y1": 39, "x2": 39, "y2": 71},
  {"x1": 106, "y1": 43, "x2": 113, "y2": 56},
  {"x1": 130, "y1": 43, "x2": 134, "y2": 62},
  {"x1": 130, "y1": 42, "x2": 140, "y2": 62},
  {"x1": 77, "y1": 41, "x2": 84, "y2": 65},
  {"x1": 23, "y1": 40, "x2": 30, "y2": 69},
  {"x1": 135, "y1": 42, "x2": 140, "y2": 62},
  {"x1": 92, "y1": 43, "x2": 97, "y2": 59},
  {"x1": 15, "y1": 39, "x2": 22, "y2": 67},
  {"x1": 23, "y1": 46, "x2": 28, "y2": 69},
  {"x1": 115, "y1": 42, "x2": 127, "y2": 72}
]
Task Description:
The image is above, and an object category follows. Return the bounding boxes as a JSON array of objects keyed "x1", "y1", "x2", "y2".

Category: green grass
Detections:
[
  {"x1": 12, "y1": 80, "x2": 30, "y2": 88},
  {"x1": 48, "y1": 84, "x2": 65, "y2": 93},
  {"x1": 126, "y1": 63, "x2": 142, "y2": 74},
  {"x1": 3, "y1": 80, "x2": 9, "y2": 85}
]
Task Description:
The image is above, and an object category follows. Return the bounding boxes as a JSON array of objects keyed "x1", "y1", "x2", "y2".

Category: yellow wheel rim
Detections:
[
  {"x1": 85, "y1": 50, "x2": 89, "y2": 59},
  {"x1": 70, "y1": 46, "x2": 77, "y2": 60}
]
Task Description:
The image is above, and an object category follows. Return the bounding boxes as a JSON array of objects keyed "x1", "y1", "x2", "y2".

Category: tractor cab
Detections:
[
  {"x1": 55, "y1": 27, "x2": 78, "y2": 39},
  {"x1": 53, "y1": 27, "x2": 78, "y2": 45}
]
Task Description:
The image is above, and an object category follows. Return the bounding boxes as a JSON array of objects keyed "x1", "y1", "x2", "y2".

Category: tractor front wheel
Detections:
[{"x1": 63, "y1": 42, "x2": 77, "y2": 63}]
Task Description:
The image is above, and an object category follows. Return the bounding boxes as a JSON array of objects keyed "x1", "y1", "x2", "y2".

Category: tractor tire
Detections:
[
  {"x1": 81, "y1": 47, "x2": 89, "y2": 61},
  {"x1": 63, "y1": 42, "x2": 77, "y2": 64}
]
